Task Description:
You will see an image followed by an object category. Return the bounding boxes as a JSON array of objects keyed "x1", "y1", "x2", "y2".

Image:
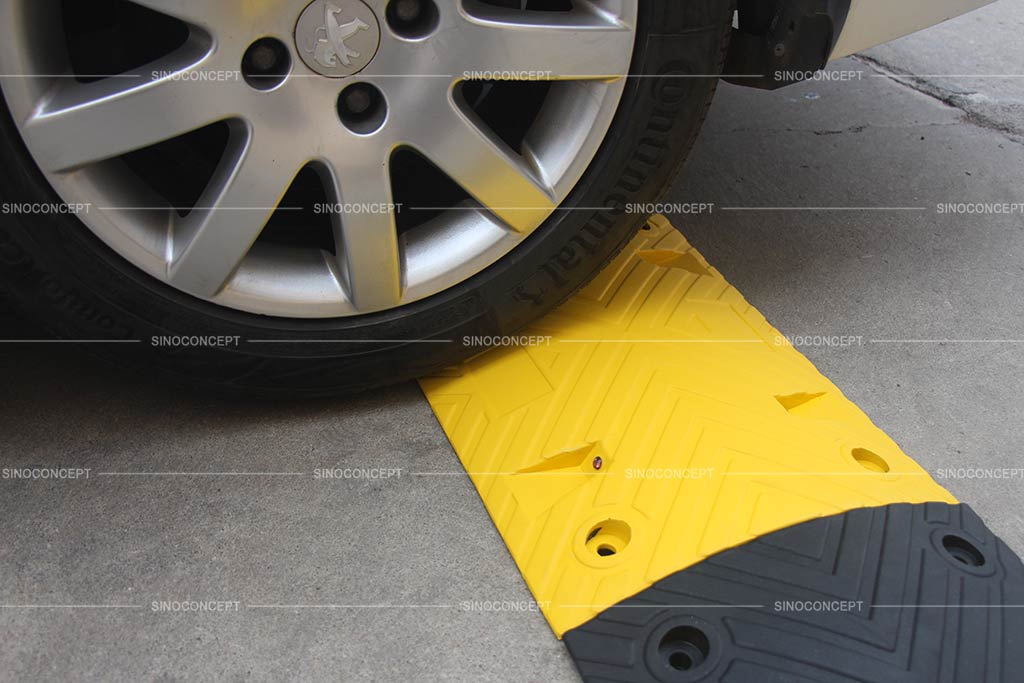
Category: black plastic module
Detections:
[{"x1": 565, "y1": 503, "x2": 1024, "y2": 682}]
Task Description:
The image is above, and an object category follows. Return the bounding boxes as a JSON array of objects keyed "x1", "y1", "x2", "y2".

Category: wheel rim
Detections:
[{"x1": 0, "y1": 0, "x2": 637, "y2": 318}]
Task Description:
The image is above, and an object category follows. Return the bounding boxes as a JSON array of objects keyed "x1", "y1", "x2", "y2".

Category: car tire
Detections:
[{"x1": 0, "y1": 0, "x2": 734, "y2": 398}]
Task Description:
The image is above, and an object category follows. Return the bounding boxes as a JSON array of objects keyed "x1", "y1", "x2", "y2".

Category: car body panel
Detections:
[{"x1": 831, "y1": 0, "x2": 997, "y2": 58}]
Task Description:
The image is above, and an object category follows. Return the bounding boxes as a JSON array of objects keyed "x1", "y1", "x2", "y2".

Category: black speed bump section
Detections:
[{"x1": 564, "y1": 503, "x2": 1024, "y2": 682}]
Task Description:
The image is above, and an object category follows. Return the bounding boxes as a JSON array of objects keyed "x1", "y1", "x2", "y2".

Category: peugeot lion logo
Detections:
[
  {"x1": 306, "y1": 4, "x2": 370, "y2": 68},
  {"x1": 295, "y1": 0, "x2": 380, "y2": 77}
]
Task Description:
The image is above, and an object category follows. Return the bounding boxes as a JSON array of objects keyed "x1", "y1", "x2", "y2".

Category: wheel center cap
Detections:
[{"x1": 295, "y1": 0, "x2": 381, "y2": 77}]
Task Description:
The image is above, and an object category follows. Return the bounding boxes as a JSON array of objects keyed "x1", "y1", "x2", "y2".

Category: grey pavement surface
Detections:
[
  {"x1": 861, "y1": 0, "x2": 1024, "y2": 141},
  {"x1": 2, "y1": 6, "x2": 1024, "y2": 682}
]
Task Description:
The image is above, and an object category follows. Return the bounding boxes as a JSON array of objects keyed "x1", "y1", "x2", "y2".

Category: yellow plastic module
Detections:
[{"x1": 419, "y1": 215, "x2": 955, "y2": 637}]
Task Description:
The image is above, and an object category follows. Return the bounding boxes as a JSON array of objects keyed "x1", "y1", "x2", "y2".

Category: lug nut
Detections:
[
  {"x1": 394, "y1": 0, "x2": 423, "y2": 23},
  {"x1": 241, "y1": 38, "x2": 290, "y2": 91},
  {"x1": 387, "y1": 0, "x2": 438, "y2": 38},
  {"x1": 344, "y1": 86, "x2": 373, "y2": 115},
  {"x1": 338, "y1": 82, "x2": 387, "y2": 134},
  {"x1": 249, "y1": 44, "x2": 279, "y2": 72}
]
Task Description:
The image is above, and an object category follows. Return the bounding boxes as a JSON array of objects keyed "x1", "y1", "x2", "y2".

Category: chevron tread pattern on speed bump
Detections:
[
  {"x1": 419, "y1": 215, "x2": 956, "y2": 638},
  {"x1": 564, "y1": 502, "x2": 1024, "y2": 682}
]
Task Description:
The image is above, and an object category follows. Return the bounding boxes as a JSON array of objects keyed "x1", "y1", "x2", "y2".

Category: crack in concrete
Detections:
[
  {"x1": 725, "y1": 121, "x2": 960, "y2": 136},
  {"x1": 854, "y1": 54, "x2": 1024, "y2": 146}
]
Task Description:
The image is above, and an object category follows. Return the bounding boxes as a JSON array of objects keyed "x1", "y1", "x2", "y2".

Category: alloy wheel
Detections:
[{"x1": 0, "y1": 0, "x2": 638, "y2": 317}]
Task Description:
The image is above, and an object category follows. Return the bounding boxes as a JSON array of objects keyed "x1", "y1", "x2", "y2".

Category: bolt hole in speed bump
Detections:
[
  {"x1": 419, "y1": 216, "x2": 1024, "y2": 681},
  {"x1": 585, "y1": 520, "x2": 631, "y2": 558}
]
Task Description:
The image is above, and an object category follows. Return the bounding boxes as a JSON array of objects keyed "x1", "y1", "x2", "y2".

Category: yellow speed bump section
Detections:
[{"x1": 419, "y1": 215, "x2": 955, "y2": 637}]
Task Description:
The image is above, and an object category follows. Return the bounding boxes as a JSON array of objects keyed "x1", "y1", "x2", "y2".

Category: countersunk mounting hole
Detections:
[
  {"x1": 669, "y1": 652, "x2": 693, "y2": 671},
  {"x1": 585, "y1": 519, "x2": 631, "y2": 558},
  {"x1": 659, "y1": 626, "x2": 710, "y2": 672},
  {"x1": 942, "y1": 534, "x2": 985, "y2": 567},
  {"x1": 852, "y1": 448, "x2": 889, "y2": 473}
]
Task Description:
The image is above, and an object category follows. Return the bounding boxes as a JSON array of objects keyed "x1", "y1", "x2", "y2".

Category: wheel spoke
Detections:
[
  {"x1": 322, "y1": 155, "x2": 403, "y2": 312},
  {"x1": 0, "y1": 0, "x2": 638, "y2": 318},
  {"x1": 410, "y1": 94, "x2": 556, "y2": 234},
  {"x1": 168, "y1": 125, "x2": 301, "y2": 298},
  {"x1": 453, "y1": 0, "x2": 634, "y2": 80},
  {"x1": 22, "y1": 55, "x2": 235, "y2": 172}
]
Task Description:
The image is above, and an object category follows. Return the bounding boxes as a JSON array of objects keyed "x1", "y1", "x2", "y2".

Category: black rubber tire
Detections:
[{"x1": 0, "y1": 1, "x2": 734, "y2": 398}]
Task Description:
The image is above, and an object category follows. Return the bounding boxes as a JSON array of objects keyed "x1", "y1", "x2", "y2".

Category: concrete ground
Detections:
[{"x1": 2, "y1": 3, "x2": 1023, "y2": 681}]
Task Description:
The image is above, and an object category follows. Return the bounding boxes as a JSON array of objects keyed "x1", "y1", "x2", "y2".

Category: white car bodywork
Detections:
[{"x1": 832, "y1": 0, "x2": 997, "y2": 58}]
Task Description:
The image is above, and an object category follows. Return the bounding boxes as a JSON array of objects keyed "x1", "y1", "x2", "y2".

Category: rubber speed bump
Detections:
[{"x1": 419, "y1": 216, "x2": 1024, "y2": 681}]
